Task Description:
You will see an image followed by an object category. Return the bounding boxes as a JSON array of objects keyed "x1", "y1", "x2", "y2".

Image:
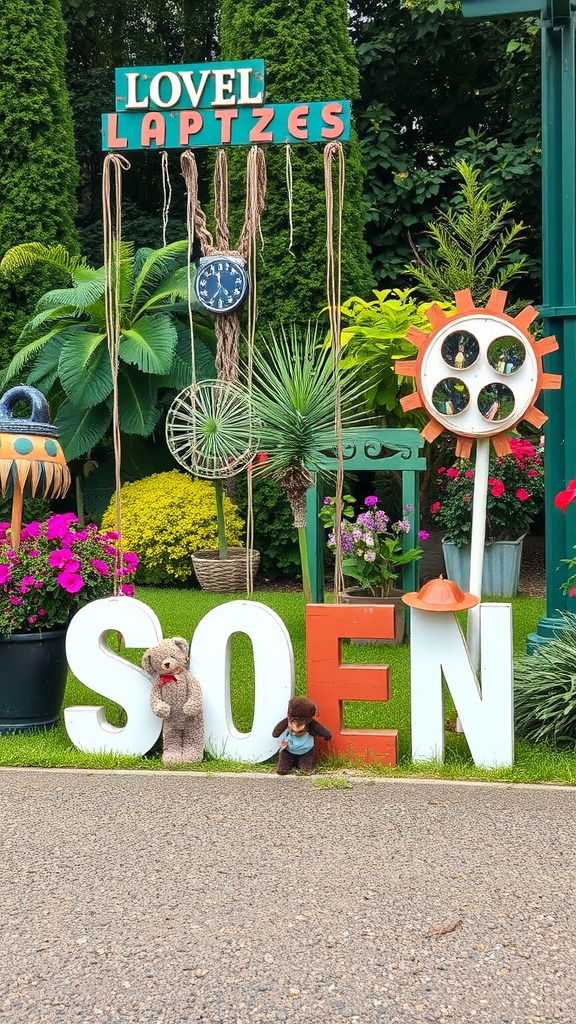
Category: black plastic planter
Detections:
[{"x1": 0, "y1": 629, "x2": 68, "y2": 733}]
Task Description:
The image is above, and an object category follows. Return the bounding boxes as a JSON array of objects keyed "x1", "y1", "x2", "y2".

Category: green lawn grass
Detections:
[{"x1": 1, "y1": 588, "x2": 575, "y2": 786}]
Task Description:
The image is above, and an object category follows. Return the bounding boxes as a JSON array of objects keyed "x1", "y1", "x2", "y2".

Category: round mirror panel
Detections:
[
  {"x1": 432, "y1": 378, "x2": 470, "y2": 417},
  {"x1": 487, "y1": 336, "x2": 526, "y2": 375},
  {"x1": 441, "y1": 331, "x2": 480, "y2": 370},
  {"x1": 478, "y1": 382, "x2": 515, "y2": 422}
]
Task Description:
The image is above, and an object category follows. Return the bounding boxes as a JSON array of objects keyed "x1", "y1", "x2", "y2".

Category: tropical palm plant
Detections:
[
  {"x1": 0, "y1": 240, "x2": 216, "y2": 461},
  {"x1": 249, "y1": 321, "x2": 369, "y2": 603}
]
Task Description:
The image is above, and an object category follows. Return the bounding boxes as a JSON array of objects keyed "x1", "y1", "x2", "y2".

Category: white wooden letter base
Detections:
[
  {"x1": 410, "y1": 603, "x2": 514, "y2": 768},
  {"x1": 64, "y1": 597, "x2": 163, "y2": 755}
]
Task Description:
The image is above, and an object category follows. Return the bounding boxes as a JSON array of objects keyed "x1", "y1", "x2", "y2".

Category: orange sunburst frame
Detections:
[{"x1": 395, "y1": 288, "x2": 561, "y2": 458}]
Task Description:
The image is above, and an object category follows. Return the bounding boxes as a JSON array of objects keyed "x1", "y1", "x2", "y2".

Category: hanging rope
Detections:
[
  {"x1": 160, "y1": 151, "x2": 172, "y2": 248},
  {"x1": 241, "y1": 150, "x2": 266, "y2": 595},
  {"x1": 102, "y1": 152, "x2": 130, "y2": 593},
  {"x1": 324, "y1": 142, "x2": 346, "y2": 603},
  {"x1": 180, "y1": 150, "x2": 200, "y2": 467},
  {"x1": 285, "y1": 142, "x2": 294, "y2": 254}
]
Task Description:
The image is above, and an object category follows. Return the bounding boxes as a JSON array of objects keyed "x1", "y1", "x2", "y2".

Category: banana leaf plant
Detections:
[{"x1": 0, "y1": 241, "x2": 216, "y2": 464}]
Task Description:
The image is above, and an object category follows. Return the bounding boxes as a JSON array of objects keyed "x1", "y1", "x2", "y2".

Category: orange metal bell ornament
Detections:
[{"x1": 0, "y1": 386, "x2": 71, "y2": 550}]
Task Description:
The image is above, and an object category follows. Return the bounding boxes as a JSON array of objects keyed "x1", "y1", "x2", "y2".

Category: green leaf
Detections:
[
  {"x1": 56, "y1": 400, "x2": 112, "y2": 460},
  {"x1": 0, "y1": 242, "x2": 91, "y2": 279},
  {"x1": 117, "y1": 368, "x2": 162, "y2": 435},
  {"x1": 36, "y1": 269, "x2": 106, "y2": 311},
  {"x1": 157, "y1": 323, "x2": 216, "y2": 389},
  {"x1": 26, "y1": 337, "x2": 65, "y2": 393},
  {"x1": 119, "y1": 315, "x2": 177, "y2": 375},
  {"x1": 58, "y1": 331, "x2": 112, "y2": 408}
]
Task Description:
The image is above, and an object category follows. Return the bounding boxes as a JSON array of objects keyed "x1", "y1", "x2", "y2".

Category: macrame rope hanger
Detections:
[
  {"x1": 324, "y1": 141, "x2": 346, "y2": 604},
  {"x1": 102, "y1": 152, "x2": 130, "y2": 594},
  {"x1": 179, "y1": 146, "x2": 267, "y2": 594}
]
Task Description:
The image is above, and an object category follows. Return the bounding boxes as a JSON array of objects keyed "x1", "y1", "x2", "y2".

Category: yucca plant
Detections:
[
  {"x1": 0, "y1": 241, "x2": 215, "y2": 460},
  {"x1": 514, "y1": 612, "x2": 576, "y2": 747},
  {"x1": 250, "y1": 321, "x2": 369, "y2": 603}
]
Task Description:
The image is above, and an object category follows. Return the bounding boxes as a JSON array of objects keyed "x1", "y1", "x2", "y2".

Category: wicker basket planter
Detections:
[{"x1": 192, "y1": 547, "x2": 260, "y2": 593}]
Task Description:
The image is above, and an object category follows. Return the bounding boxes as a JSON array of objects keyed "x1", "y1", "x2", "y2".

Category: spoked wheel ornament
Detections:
[{"x1": 165, "y1": 379, "x2": 259, "y2": 480}]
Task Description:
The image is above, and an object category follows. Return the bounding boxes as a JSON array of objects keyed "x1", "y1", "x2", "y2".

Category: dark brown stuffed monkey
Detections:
[{"x1": 272, "y1": 697, "x2": 332, "y2": 775}]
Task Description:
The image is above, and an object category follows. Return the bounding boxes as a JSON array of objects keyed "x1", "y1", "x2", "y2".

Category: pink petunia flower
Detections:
[
  {"x1": 57, "y1": 570, "x2": 84, "y2": 593},
  {"x1": 91, "y1": 559, "x2": 110, "y2": 576},
  {"x1": 48, "y1": 549, "x2": 78, "y2": 569},
  {"x1": 0, "y1": 565, "x2": 11, "y2": 584},
  {"x1": 45, "y1": 513, "x2": 78, "y2": 540},
  {"x1": 20, "y1": 522, "x2": 41, "y2": 540},
  {"x1": 122, "y1": 551, "x2": 139, "y2": 572},
  {"x1": 516, "y1": 489, "x2": 530, "y2": 501},
  {"x1": 120, "y1": 583, "x2": 135, "y2": 597},
  {"x1": 446, "y1": 468, "x2": 459, "y2": 478}
]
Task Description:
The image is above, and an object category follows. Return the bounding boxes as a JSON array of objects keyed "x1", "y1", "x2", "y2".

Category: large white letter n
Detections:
[{"x1": 410, "y1": 604, "x2": 514, "y2": 768}]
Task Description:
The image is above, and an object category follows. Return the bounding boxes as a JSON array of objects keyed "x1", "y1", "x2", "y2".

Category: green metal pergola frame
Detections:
[
  {"x1": 462, "y1": 0, "x2": 576, "y2": 647},
  {"x1": 305, "y1": 427, "x2": 426, "y2": 603}
]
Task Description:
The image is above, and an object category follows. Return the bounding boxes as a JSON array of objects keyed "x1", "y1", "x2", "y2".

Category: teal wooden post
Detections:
[
  {"x1": 462, "y1": 1, "x2": 576, "y2": 647},
  {"x1": 305, "y1": 427, "x2": 426, "y2": 603}
]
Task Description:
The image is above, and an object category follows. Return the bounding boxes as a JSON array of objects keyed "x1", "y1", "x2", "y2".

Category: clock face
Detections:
[{"x1": 193, "y1": 256, "x2": 249, "y2": 314}]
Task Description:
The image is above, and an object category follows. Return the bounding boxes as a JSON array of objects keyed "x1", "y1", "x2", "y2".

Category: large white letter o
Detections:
[{"x1": 191, "y1": 600, "x2": 294, "y2": 763}]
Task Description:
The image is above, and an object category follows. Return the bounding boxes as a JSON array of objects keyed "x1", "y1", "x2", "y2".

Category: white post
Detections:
[
  {"x1": 455, "y1": 437, "x2": 490, "y2": 733},
  {"x1": 467, "y1": 437, "x2": 491, "y2": 669}
]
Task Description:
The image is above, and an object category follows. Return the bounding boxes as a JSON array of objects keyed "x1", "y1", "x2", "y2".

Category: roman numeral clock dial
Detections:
[{"x1": 193, "y1": 255, "x2": 249, "y2": 314}]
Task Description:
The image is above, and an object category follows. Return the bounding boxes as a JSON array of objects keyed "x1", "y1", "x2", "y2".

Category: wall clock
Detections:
[{"x1": 193, "y1": 255, "x2": 249, "y2": 314}]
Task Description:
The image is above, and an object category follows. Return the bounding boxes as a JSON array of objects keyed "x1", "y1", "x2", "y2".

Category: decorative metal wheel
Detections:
[{"x1": 166, "y1": 379, "x2": 259, "y2": 479}]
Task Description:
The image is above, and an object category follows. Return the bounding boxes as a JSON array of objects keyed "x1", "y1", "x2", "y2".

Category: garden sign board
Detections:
[{"x1": 102, "y1": 61, "x2": 351, "y2": 150}]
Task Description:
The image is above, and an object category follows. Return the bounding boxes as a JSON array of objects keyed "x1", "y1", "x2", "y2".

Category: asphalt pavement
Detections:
[{"x1": 0, "y1": 769, "x2": 575, "y2": 1024}]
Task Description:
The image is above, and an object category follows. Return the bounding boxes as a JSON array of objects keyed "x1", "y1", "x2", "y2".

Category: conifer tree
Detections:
[
  {"x1": 0, "y1": 0, "x2": 79, "y2": 364},
  {"x1": 218, "y1": 0, "x2": 374, "y2": 325}
]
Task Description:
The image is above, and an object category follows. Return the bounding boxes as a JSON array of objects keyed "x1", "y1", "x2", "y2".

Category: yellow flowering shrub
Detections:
[{"x1": 101, "y1": 471, "x2": 245, "y2": 585}]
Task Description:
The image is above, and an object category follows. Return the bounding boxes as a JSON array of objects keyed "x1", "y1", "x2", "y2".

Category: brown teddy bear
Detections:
[
  {"x1": 142, "y1": 637, "x2": 204, "y2": 765},
  {"x1": 272, "y1": 697, "x2": 332, "y2": 775}
]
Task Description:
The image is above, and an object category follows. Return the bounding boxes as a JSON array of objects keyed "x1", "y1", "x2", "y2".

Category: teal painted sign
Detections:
[
  {"x1": 115, "y1": 61, "x2": 266, "y2": 111},
  {"x1": 102, "y1": 101, "x2": 350, "y2": 150},
  {"x1": 102, "y1": 60, "x2": 351, "y2": 150}
]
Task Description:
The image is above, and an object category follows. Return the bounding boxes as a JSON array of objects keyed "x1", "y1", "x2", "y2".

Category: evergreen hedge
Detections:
[
  {"x1": 218, "y1": 0, "x2": 374, "y2": 326},
  {"x1": 0, "y1": 0, "x2": 79, "y2": 367}
]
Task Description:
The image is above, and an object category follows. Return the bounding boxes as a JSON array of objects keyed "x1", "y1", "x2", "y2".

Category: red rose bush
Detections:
[{"x1": 430, "y1": 437, "x2": 545, "y2": 547}]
